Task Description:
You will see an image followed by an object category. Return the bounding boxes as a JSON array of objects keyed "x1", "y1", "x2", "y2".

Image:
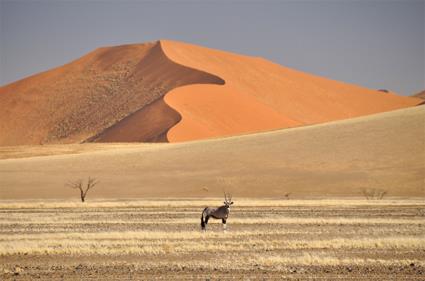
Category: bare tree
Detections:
[{"x1": 67, "y1": 177, "x2": 98, "y2": 202}]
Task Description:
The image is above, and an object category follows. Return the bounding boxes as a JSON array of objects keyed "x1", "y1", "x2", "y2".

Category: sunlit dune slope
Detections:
[
  {"x1": 164, "y1": 84, "x2": 300, "y2": 141},
  {"x1": 160, "y1": 40, "x2": 422, "y2": 141},
  {"x1": 0, "y1": 106, "x2": 423, "y2": 199}
]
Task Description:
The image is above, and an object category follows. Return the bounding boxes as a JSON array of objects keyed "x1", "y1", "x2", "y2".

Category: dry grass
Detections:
[
  {"x1": 1, "y1": 217, "x2": 423, "y2": 226},
  {"x1": 1, "y1": 232, "x2": 424, "y2": 256},
  {"x1": 251, "y1": 253, "x2": 425, "y2": 268}
]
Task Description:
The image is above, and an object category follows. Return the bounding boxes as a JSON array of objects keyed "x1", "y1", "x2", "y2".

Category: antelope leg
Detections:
[{"x1": 222, "y1": 219, "x2": 227, "y2": 231}]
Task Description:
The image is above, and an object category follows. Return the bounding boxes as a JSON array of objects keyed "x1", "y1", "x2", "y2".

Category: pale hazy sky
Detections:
[{"x1": 0, "y1": 0, "x2": 424, "y2": 95}]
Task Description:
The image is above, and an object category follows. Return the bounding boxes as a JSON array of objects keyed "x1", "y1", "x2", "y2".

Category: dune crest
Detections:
[{"x1": 87, "y1": 41, "x2": 224, "y2": 142}]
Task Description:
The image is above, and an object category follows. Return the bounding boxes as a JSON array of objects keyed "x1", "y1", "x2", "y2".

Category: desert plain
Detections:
[{"x1": 0, "y1": 199, "x2": 424, "y2": 280}]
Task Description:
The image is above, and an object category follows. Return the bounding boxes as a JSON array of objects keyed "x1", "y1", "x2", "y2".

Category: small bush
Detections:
[{"x1": 361, "y1": 188, "x2": 387, "y2": 200}]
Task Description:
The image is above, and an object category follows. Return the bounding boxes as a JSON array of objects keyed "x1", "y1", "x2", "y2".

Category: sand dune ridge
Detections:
[{"x1": 0, "y1": 39, "x2": 422, "y2": 145}]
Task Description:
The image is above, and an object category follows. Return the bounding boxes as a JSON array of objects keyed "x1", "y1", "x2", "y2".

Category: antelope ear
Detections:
[{"x1": 230, "y1": 201, "x2": 234, "y2": 205}]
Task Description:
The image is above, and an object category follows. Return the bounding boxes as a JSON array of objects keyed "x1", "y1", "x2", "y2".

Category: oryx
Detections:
[{"x1": 201, "y1": 192, "x2": 234, "y2": 231}]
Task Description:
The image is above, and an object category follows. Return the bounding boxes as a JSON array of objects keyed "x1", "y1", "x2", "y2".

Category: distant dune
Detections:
[
  {"x1": 0, "y1": 106, "x2": 423, "y2": 199},
  {"x1": 0, "y1": 40, "x2": 421, "y2": 145},
  {"x1": 413, "y1": 90, "x2": 425, "y2": 100}
]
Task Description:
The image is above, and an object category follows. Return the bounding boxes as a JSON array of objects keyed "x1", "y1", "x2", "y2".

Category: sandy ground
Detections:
[
  {"x1": 0, "y1": 106, "x2": 423, "y2": 199},
  {"x1": 0, "y1": 199, "x2": 424, "y2": 280}
]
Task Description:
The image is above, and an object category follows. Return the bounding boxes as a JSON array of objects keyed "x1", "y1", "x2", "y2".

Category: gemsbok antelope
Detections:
[{"x1": 201, "y1": 192, "x2": 234, "y2": 231}]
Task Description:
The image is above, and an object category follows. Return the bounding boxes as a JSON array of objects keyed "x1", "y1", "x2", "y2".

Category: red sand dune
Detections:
[{"x1": 0, "y1": 40, "x2": 422, "y2": 145}]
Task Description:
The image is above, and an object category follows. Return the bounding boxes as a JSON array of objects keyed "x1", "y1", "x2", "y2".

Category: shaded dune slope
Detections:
[
  {"x1": 160, "y1": 40, "x2": 422, "y2": 142},
  {"x1": 0, "y1": 106, "x2": 423, "y2": 198},
  {"x1": 0, "y1": 43, "x2": 156, "y2": 145},
  {"x1": 0, "y1": 41, "x2": 224, "y2": 145}
]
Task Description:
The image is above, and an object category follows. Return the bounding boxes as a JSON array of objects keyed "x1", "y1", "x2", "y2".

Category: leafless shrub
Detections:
[
  {"x1": 66, "y1": 177, "x2": 98, "y2": 202},
  {"x1": 361, "y1": 188, "x2": 387, "y2": 200},
  {"x1": 216, "y1": 177, "x2": 239, "y2": 189}
]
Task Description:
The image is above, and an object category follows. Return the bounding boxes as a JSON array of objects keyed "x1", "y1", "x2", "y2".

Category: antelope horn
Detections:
[{"x1": 224, "y1": 191, "x2": 232, "y2": 203}]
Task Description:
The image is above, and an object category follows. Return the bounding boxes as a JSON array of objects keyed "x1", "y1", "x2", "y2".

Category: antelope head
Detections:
[{"x1": 224, "y1": 192, "x2": 234, "y2": 207}]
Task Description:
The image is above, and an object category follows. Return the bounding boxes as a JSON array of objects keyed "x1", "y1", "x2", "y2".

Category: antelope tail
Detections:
[{"x1": 201, "y1": 207, "x2": 207, "y2": 229}]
